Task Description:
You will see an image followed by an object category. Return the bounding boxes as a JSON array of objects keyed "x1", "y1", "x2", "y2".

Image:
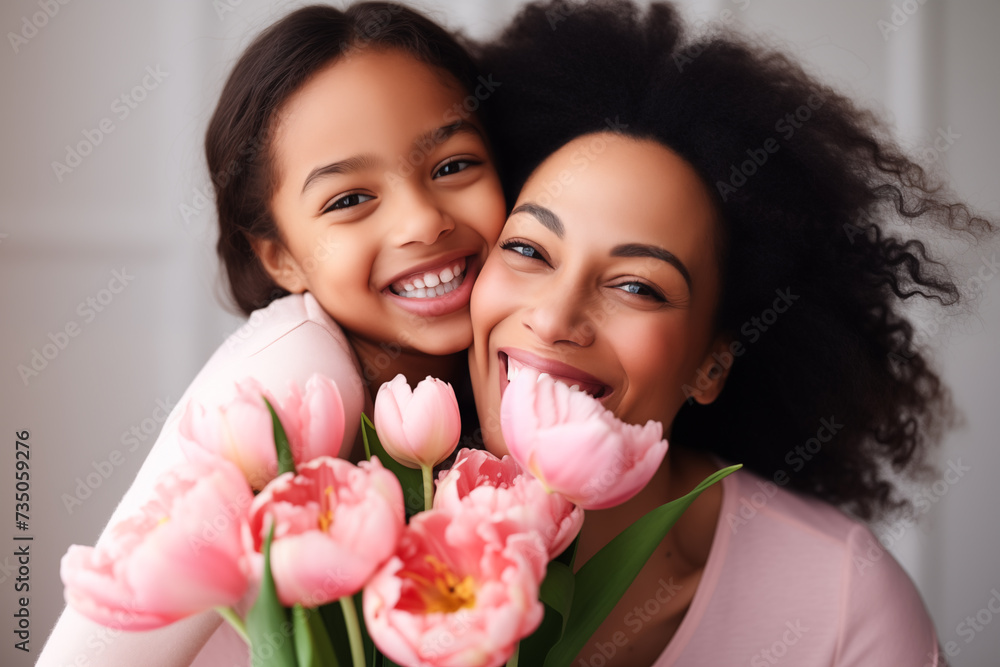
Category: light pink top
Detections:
[
  {"x1": 653, "y1": 464, "x2": 940, "y2": 666},
  {"x1": 37, "y1": 293, "x2": 367, "y2": 667}
]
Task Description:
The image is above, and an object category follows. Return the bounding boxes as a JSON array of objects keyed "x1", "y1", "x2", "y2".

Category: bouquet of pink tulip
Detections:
[{"x1": 60, "y1": 370, "x2": 738, "y2": 667}]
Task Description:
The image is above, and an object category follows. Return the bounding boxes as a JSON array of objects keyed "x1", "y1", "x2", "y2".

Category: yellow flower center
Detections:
[
  {"x1": 407, "y1": 554, "x2": 477, "y2": 614},
  {"x1": 317, "y1": 485, "x2": 335, "y2": 532}
]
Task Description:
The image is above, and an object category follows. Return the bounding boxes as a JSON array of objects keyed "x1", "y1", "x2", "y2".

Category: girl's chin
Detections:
[{"x1": 481, "y1": 417, "x2": 509, "y2": 456}]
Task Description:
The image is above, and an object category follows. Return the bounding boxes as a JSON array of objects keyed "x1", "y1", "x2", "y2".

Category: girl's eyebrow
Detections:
[
  {"x1": 301, "y1": 122, "x2": 482, "y2": 195},
  {"x1": 302, "y1": 154, "x2": 382, "y2": 194},
  {"x1": 424, "y1": 120, "x2": 483, "y2": 146}
]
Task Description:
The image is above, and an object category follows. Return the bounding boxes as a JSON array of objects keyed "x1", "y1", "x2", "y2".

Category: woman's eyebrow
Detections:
[
  {"x1": 302, "y1": 154, "x2": 381, "y2": 194},
  {"x1": 611, "y1": 243, "x2": 693, "y2": 292},
  {"x1": 510, "y1": 202, "x2": 564, "y2": 237}
]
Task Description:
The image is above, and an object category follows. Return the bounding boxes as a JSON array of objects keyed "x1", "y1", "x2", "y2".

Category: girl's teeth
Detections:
[{"x1": 391, "y1": 260, "x2": 468, "y2": 299}]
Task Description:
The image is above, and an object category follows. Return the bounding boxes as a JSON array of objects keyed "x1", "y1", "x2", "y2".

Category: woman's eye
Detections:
[
  {"x1": 500, "y1": 240, "x2": 543, "y2": 260},
  {"x1": 323, "y1": 193, "x2": 375, "y2": 213},
  {"x1": 614, "y1": 282, "x2": 666, "y2": 302},
  {"x1": 433, "y1": 159, "x2": 479, "y2": 179}
]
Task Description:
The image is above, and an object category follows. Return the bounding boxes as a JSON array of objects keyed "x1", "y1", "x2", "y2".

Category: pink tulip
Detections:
[
  {"x1": 180, "y1": 374, "x2": 346, "y2": 490},
  {"x1": 500, "y1": 370, "x2": 668, "y2": 510},
  {"x1": 434, "y1": 448, "x2": 584, "y2": 560},
  {"x1": 60, "y1": 461, "x2": 253, "y2": 630},
  {"x1": 363, "y1": 509, "x2": 545, "y2": 667},
  {"x1": 248, "y1": 456, "x2": 405, "y2": 607},
  {"x1": 374, "y1": 375, "x2": 461, "y2": 469}
]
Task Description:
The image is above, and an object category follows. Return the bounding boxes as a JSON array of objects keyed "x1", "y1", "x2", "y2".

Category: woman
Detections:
[{"x1": 468, "y1": 0, "x2": 993, "y2": 663}]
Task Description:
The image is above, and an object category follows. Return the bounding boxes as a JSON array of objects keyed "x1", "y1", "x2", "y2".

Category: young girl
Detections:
[
  {"x1": 468, "y1": 1, "x2": 994, "y2": 664},
  {"x1": 38, "y1": 3, "x2": 505, "y2": 665}
]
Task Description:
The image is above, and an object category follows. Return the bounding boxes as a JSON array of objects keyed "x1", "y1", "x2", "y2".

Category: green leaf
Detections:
[
  {"x1": 361, "y1": 414, "x2": 424, "y2": 517},
  {"x1": 541, "y1": 562, "x2": 575, "y2": 635},
  {"x1": 552, "y1": 533, "x2": 580, "y2": 571},
  {"x1": 246, "y1": 525, "x2": 298, "y2": 667},
  {"x1": 264, "y1": 397, "x2": 295, "y2": 476},
  {"x1": 543, "y1": 464, "x2": 742, "y2": 667},
  {"x1": 293, "y1": 604, "x2": 339, "y2": 667},
  {"x1": 518, "y1": 561, "x2": 576, "y2": 667}
]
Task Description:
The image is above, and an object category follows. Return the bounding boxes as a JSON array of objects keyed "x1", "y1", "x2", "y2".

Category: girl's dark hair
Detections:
[
  {"x1": 206, "y1": 2, "x2": 481, "y2": 316},
  {"x1": 476, "y1": 0, "x2": 994, "y2": 521}
]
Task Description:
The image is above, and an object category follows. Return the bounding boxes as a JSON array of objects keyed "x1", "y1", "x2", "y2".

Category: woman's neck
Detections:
[
  {"x1": 576, "y1": 448, "x2": 721, "y2": 568},
  {"x1": 575, "y1": 448, "x2": 724, "y2": 665}
]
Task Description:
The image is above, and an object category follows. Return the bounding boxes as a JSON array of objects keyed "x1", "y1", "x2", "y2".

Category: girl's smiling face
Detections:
[
  {"x1": 469, "y1": 133, "x2": 731, "y2": 455},
  {"x1": 260, "y1": 49, "x2": 506, "y2": 357}
]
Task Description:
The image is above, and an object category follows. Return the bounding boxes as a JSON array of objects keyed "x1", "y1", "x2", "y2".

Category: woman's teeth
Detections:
[
  {"x1": 505, "y1": 357, "x2": 601, "y2": 397},
  {"x1": 506, "y1": 360, "x2": 579, "y2": 391},
  {"x1": 392, "y1": 262, "x2": 465, "y2": 299}
]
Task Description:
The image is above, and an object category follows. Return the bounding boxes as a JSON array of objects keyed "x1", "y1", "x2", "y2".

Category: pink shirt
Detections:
[
  {"x1": 653, "y1": 464, "x2": 940, "y2": 666},
  {"x1": 38, "y1": 293, "x2": 367, "y2": 667}
]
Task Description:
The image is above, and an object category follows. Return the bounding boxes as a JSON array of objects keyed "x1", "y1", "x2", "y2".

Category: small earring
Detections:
[{"x1": 707, "y1": 364, "x2": 722, "y2": 380}]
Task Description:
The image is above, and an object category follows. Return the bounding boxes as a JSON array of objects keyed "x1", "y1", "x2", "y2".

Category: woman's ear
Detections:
[
  {"x1": 686, "y1": 335, "x2": 734, "y2": 406},
  {"x1": 252, "y1": 236, "x2": 308, "y2": 294}
]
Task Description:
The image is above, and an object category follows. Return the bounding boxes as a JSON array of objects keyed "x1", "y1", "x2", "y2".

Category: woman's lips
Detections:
[{"x1": 498, "y1": 348, "x2": 613, "y2": 401}]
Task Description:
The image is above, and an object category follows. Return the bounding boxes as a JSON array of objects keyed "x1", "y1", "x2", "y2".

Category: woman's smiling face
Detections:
[{"x1": 469, "y1": 133, "x2": 729, "y2": 455}]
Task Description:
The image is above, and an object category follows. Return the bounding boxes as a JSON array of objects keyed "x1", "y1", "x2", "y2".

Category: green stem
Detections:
[
  {"x1": 506, "y1": 641, "x2": 520, "y2": 667},
  {"x1": 215, "y1": 606, "x2": 250, "y2": 646},
  {"x1": 339, "y1": 595, "x2": 366, "y2": 667},
  {"x1": 421, "y1": 464, "x2": 434, "y2": 512}
]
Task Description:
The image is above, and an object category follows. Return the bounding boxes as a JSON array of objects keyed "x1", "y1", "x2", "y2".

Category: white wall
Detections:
[{"x1": 0, "y1": 1, "x2": 996, "y2": 665}]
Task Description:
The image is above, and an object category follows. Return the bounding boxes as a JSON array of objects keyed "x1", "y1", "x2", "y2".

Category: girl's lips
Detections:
[
  {"x1": 383, "y1": 254, "x2": 480, "y2": 318},
  {"x1": 498, "y1": 349, "x2": 614, "y2": 401},
  {"x1": 388, "y1": 256, "x2": 467, "y2": 296}
]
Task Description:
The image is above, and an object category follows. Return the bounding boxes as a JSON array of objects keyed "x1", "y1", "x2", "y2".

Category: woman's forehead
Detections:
[{"x1": 515, "y1": 133, "x2": 719, "y2": 263}]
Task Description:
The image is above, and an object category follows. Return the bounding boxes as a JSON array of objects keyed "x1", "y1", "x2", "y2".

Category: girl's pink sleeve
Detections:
[
  {"x1": 835, "y1": 523, "x2": 940, "y2": 666},
  {"x1": 37, "y1": 294, "x2": 368, "y2": 667}
]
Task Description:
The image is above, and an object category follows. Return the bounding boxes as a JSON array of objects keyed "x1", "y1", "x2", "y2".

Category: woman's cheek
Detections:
[
  {"x1": 613, "y1": 318, "x2": 692, "y2": 424},
  {"x1": 471, "y1": 253, "x2": 515, "y2": 329}
]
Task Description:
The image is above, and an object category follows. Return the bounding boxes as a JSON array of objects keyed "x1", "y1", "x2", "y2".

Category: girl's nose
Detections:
[{"x1": 391, "y1": 184, "x2": 455, "y2": 246}]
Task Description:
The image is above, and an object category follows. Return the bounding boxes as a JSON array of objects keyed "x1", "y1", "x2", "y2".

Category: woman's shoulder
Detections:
[
  {"x1": 722, "y1": 464, "x2": 862, "y2": 545},
  {"x1": 668, "y1": 464, "x2": 939, "y2": 665}
]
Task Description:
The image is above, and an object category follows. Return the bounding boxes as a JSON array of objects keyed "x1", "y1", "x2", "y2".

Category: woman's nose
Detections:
[
  {"x1": 521, "y1": 288, "x2": 596, "y2": 347},
  {"x1": 390, "y1": 184, "x2": 455, "y2": 246}
]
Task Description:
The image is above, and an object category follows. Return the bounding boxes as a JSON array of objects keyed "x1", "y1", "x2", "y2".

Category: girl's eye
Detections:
[
  {"x1": 500, "y1": 239, "x2": 543, "y2": 260},
  {"x1": 613, "y1": 281, "x2": 667, "y2": 302},
  {"x1": 323, "y1": 192, "x2": 375, "y2": 213},
  {"x1": 433, "y1": 159, "x2": 479, "y2": 179}
]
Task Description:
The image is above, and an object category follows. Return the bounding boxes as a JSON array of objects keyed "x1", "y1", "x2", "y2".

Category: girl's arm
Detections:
[{"x1": 37, "y1": 293, "x2": 369, "y2": 667}]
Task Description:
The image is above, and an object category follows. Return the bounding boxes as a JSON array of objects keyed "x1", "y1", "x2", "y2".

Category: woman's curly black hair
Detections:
[{"x1": 475, "y1": 0, "x2": 994, "y2": 521}]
